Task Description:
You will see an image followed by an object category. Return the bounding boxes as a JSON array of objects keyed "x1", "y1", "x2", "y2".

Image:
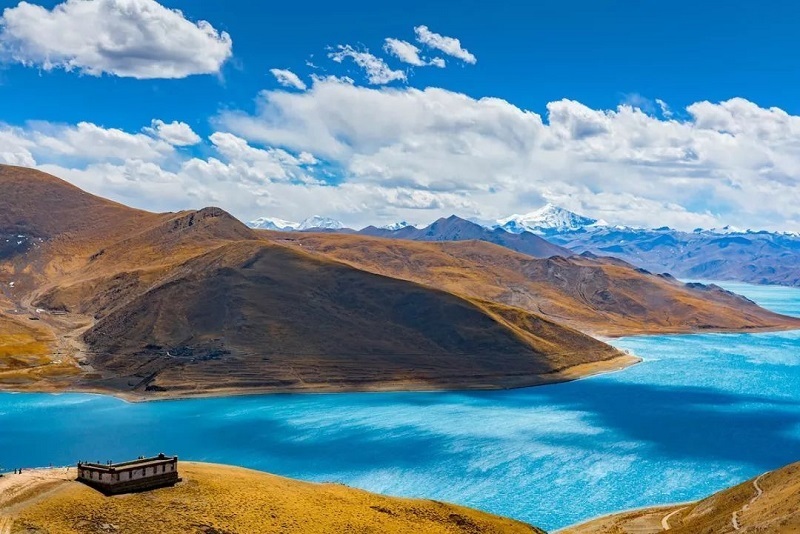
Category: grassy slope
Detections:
[
  {"x1": 10, "y1": 463, "x2": 543, "y2": 534},
  {"x1": 561, "y1": 461, "x2": 800, "y2": 533},
  {"x1": 275, "y1": 232, "x2": 800, "y2": 336}
]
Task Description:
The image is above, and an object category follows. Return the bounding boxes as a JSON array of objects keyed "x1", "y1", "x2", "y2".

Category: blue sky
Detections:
[{"x1": 1, "y1": 0, "x2": 799, "y2": 231}]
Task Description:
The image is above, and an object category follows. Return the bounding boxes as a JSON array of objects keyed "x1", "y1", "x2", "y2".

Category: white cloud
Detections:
[
  {"x1": 656, "y1": 98, "x2": 673, "y2": 118},
  {"x1": 29, "y1": 121, "x2": 174, "y2": 162},
  {"x1": 414, "y1": 25, "x2": 476, "y2": 64},
  {"x1": 217, "y1": 81, "x2": 800, "y2": 231},
  {"x1": 270, "y1": 68, "x2": 307, "y2": 90},
  {"x1": 383, "y1": 38, "x2": 424, "y2": 66},
  {"x1": 0, "y1": 127, "x2": 35, "y2": 166},
  {"x1": 328, "y1": 45, "x2": 406, "y2": 85},
  {"x1": 383, "y1": 38, "x2": 444, "y2": 68},
  {"x1": 4, "y1": 83, "x2": 800, "y2": 233},
  {"x1": 0, "y1": 0, "x2": 233, "y2": 79},
  {"x1": 147, "y1": 120, "x2": 201, "y2": 146}
]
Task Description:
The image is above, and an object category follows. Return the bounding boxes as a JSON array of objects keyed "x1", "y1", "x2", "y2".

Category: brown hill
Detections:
[
  {"x1": 1, "y1": 463, "x2": 544, "y2": 533},
  {"x1": 272, "y1": 232, "x2": 800, "y2": 336},
  {"x1": 77, "y1": 240, "x2": 623, "y2": 395},
  {"x1": 562, "y1": 460, "x2": 800, "y2": 533},
  {"x1": 0, "y1": 165, "x2": 630, "y2": 398},
  {"x1": 0, "y1": 165, "x2": 154, "y2": 240}
]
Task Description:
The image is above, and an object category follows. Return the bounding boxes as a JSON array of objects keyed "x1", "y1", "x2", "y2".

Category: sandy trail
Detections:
[
  {"x1": 731, "y1": 472, "x2": 769, "y2": 531},
  {"x1": 660, "y1": 507, "x2": 685, "y2": 530},
  {"x1": 0, "y1": 468, "x2": 73, "y2": 533}
]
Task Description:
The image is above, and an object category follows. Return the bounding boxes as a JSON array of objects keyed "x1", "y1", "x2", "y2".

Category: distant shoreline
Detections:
[
  {"x1": 0, "y1": 353, "x2": 641, "y2": 403},
  {"x1": 4, "y1": 318, "x2": 800, "y2": 403}
]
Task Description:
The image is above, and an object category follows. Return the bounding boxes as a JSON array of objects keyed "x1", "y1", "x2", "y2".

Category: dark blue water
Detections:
[{"x1": 1, "y1": 282, "x2": 799, "y2": 531}]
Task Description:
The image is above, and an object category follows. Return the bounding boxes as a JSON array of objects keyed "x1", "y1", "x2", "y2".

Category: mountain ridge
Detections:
[{"x1": 248, "y1": 204, "x2": 800, "y2": 286}]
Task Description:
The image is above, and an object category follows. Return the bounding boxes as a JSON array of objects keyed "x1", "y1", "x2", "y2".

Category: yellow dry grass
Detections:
[
  {"x1": 0, "y1": 314, "x2": 52, "y2": 373},
  {"x1": 10, "y1": 463, "x2": 542, "y2": 534},
  {"x1": 561, "y1": 461, "x2": 800, "y2": 533}
]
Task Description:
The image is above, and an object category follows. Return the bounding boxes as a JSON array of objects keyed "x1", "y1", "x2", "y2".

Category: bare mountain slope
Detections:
[{"x1": 274, "y1": 232, "x2": 800, "y2": 336}]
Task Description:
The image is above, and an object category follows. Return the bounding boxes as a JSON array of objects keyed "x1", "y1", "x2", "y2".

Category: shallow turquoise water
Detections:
[{"x1": 1, "y1": 282, "x2": 799, "y2": 531}]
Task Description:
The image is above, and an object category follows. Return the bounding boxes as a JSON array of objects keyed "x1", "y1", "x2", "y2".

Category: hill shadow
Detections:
[{"x1": 455, "y1": 379, "x2": 800, "y2": 470}]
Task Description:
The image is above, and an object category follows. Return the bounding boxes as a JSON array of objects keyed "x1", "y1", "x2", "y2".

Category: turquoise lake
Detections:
[{"x1": 1, "y1": 281, "x2": 799, "y2": 531}]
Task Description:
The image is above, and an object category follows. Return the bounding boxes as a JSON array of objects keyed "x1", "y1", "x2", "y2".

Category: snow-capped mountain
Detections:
[
  {"x1": 247, "y1": 217, "x2": 299, "y2": 231},
  {"x1": 247, "y1": 215, "x2": 346, "y2": 231},
  {"x1": 380, "y1": 221, "x2": 414, "y2": 231},
  {"x1": 297, "y1": 216, "x2": 345, "y2": 231},
  {"x1": 496, "y1": 204, "x2": 602, "y2": 235}
]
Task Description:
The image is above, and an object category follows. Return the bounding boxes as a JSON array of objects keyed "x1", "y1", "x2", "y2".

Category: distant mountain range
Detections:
[
  {"x1": 248, "y1": 215, "x2": 344, "y2": 231},
  {"x1": 549, "y1": 224, "x2": 800, "y2": 287},
  {"x1": 360, "y1": 215, "x2": 570, "y2": 259},
  {"x1": 498, "y1": 206, "x2": 800, "y2": 287},
  {"x1": 249, "y1": 204, "x2": 800, "y2": 287}
]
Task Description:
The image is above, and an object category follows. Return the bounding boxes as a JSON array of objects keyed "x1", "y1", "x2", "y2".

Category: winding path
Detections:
[
  {"x1": 731, "y1": 472, "x2": 769, "y2": 531},
  {"x1": 661, "y1": 507, "x2": 686, "y2": 530}
]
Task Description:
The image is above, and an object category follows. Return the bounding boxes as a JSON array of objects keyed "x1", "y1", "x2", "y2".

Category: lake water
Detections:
[{"x1": 1, "y1": 281, "x2": 799, "y2": 531}]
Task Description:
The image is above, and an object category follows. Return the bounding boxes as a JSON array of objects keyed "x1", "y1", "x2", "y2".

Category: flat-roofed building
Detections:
[{"x1": 77, "y1": 454, "x2": 180, "y2": 495}]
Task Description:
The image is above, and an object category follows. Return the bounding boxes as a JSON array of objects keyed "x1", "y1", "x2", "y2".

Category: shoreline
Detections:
[
  {"x1": 0, "y1": 353, "x2": 642, "y2": 403},
  {"x1": 4, "y1": 316, "x2": 800, "y2": 403},
  {"x1": 553, "y1": 500, "x2": 697, "y2": 533},
  {"x1": 595, "y1": 321, "x2": 800, "y2": 339},
  {"x1": 4, "y1": 318, "x2": 799, "y2": 403}
]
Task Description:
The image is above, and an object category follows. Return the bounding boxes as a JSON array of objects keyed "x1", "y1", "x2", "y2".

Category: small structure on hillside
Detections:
[{"x1": 77, "y1": 454, "x2": 180, "y2": 495}]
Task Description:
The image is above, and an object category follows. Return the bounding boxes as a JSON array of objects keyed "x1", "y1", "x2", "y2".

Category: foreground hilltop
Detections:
[
  {"x1": 1, "y1": 462, "x2": 543, "y2": 533},
  {"x1": 1, "y1": 164, "x2": 798, "y2": 398},
  {"x1": 562, "y1": 460, "x2": 800, "y2": 533}
]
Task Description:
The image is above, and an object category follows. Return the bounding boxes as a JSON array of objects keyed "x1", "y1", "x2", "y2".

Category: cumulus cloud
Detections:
[
  {"x1": 147, "y1": 120, "x2": 201, "y2": 146},
  {"x1": 383, "y1": 38, "x2": 444, "y2": 68},
  {"x1": 270, "y1": 68, "x2": 307, "y2": 90},
  {"x1": 4, "y1": 82, "x2": 800, "y2": 232},
  {"x1": 328, "y1": 45, "x2": 406, "y2": 85},
  {"x1": 29, "y1": 121, "x2": 175, "y2": 162},
  {"x1": 0, "y1": 0, "x2": 233, "y2": 79},
  {"x1": 217, "y1": 81, "x2": 800, "y2": 231},
  {"x1": 0, "y1": 127, "x2": 35, "y2": 166},
  {"x1": 414, "y1": 25, "x2": 476, "y2": 64}
]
